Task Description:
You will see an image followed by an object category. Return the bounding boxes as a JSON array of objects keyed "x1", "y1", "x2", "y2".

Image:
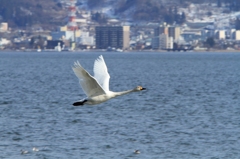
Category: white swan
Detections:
[
  {"x1": 72, "y1": 55, "x2": 146, "y2": 106},
  {"x1": 32, "y1": 147, "x2": 39, "y2": 152}
]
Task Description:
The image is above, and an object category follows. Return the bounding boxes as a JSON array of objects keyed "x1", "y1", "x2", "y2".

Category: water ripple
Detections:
[{"x1": 0, "y1": 52, "x2": 240, "y2": 158}]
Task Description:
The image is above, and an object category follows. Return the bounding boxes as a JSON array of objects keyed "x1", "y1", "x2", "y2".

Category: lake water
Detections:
[{"x1": 0, "y1": 51, "x2": 240, "y2": 159}]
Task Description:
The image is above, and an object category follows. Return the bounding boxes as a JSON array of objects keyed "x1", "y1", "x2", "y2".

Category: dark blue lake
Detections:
[{"x1": 0, "y1": 51, "x2": 240, "y2": 159}]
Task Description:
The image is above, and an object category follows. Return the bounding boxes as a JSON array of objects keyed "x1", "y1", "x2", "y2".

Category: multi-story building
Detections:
[
  {"x1": 79, "y1": 32, "x2": 94, "y2": 46},
  {"x1": 233, "y1": 30, "x2": 240, "y2": 40},
  {"x1": 151, "y1": 37, "x2": 160, "y2": 49},
  {"x1": 95, "y1": 26, "x2": 130, "y2": 50},
  {"x1": 153, "y1": 24, "x2": 169, "y2": 49},
  {"x1": 154, "y1": 23, "x2": 168, "y2": 36},
  {"x1": 216, "y1": 30, "x2": 226, "y2": 39},
  {"x1": 159, "y1": 33, "x2": 173, "y2": 50},
  {"x1": 153, "y1": 24, "x2": 181, "y2": 49},
  {"x1": 168, "y1": 26, "x2": 181, "y2": 40}
]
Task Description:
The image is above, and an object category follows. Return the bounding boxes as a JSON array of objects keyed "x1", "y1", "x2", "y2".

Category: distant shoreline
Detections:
[{"x1": 0, "y1": 49, "x2": 240, "y2": 53}]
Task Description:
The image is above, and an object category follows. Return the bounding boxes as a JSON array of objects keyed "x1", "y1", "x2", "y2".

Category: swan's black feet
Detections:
[{"x1": 73, "y1": 100, "x2": 87, "y2": 106}]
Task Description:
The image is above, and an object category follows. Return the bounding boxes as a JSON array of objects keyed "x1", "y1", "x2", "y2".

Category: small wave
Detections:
[{"x1": 0, "y1": 101, "x2": 12, "y2": 105}]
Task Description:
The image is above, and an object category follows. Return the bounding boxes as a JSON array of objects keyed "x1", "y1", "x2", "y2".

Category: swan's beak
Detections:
[{"x1": 141, "y1": 87, "x2": 146, "y2": 90}]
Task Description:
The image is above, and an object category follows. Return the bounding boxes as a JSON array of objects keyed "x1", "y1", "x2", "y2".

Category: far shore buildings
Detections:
[
  {"x1": 152, "y1": 24, "x2": 181, "y2": 50},
  {"x1": 50, "y1": 26, "x2": 82, "y2": 49},
  {"x1": 51, "y1": 26, "x2": 81, "y2": 42},
  {"x1": 95, "y1": 26, "x2": 130, "y2": 50}
]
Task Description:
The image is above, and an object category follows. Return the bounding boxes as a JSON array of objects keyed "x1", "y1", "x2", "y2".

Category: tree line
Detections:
[
  {"x1": 115, "y1": 0, "x2": 186, "y2": 24},
  {"x1": 0, "y1": 0, "x2": 63, "y2": 28}
]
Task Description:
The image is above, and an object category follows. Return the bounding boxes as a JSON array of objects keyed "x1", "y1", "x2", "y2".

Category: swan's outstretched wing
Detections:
[
  {"x1": 72, "y1": 61, "x2": 106, "y2": 97},
  {"x1": 93, "y1": 55, "x2": 110, "y2": 92}
]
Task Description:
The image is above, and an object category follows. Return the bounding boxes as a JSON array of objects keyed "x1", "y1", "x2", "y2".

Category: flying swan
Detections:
[{"x1": 72, "y1": 55, "x2": 146, "y2": 106}]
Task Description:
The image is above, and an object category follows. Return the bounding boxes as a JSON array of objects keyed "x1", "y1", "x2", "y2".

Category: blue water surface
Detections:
[{"x1": 0, "y1": 51, "x2": 240, "y2": 159}]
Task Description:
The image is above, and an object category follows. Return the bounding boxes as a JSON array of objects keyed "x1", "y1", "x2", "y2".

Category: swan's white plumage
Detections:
[
  {"x1": 72, "y1": 61, "x2": 105, "y2": 97},
  {"x1": 72, "y1": 55, "x2": 145, "y2": 106},
  {"x1": 93, "y1": 55, "x2": 110, "y2": 92}
]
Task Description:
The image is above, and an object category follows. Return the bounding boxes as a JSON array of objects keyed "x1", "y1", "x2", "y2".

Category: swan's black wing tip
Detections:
[{"x1": 72, "y1": 100, "x2": 87, "y2": 106}]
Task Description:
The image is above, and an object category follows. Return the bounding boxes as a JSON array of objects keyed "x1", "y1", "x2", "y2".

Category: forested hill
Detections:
[
  {"x1": 1, "y1": 0, "x2": 240, "y2": 29},
  {"x1": 114, "y1": 0, "x2": 240, "y2": 20},
  {"x1": 0, "y1": 0, "x2": 65, "y2": 29},
  {"x1": 85, "y1": 0, "x2": 240, "y2": 23}
]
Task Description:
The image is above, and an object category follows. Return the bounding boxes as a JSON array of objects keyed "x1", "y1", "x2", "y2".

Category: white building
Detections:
[
  {"x1": 233, "y1": 30, "x2": 240, "y2": 40},
  {"x1": 79, "y1": 32, "x2": 94, "y2": 46},
  {"x1": 216, "y1": 30, "x2": 226, "y2": 39},
  {"x1": 159, "y1": 34, "x2": 173, "y2": 50},
  {"x1": 167, "y1": 37, "x2": 174, "y2": 49}
]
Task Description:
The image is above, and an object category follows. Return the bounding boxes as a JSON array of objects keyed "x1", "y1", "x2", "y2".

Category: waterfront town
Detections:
[{"x1": 1, "y1": 0, "x2": 240, "y2": 52}]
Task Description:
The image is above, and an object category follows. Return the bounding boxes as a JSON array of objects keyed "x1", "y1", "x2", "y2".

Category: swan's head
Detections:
[{"x1": 135, "y1": 86, "x2": 146, "y2": 91}]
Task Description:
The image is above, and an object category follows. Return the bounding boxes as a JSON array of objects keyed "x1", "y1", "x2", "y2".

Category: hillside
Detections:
[
  {"x1": 112, "y1": 0, "x2": 240, "y2": 21},
  {"x1": 80, "y1": 0, "x2": 240, "y2": 23},
  {"x1": 0, "y1": 0, "x2": 65, "y2": 29},
  {"x1": 1, "y1": 0, "x2": 240, "y2": 29}
]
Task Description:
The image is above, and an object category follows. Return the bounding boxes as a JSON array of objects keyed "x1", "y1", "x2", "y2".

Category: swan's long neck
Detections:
[{"x1": 112, "y1": 89, "x2": 135, "y2": 97}]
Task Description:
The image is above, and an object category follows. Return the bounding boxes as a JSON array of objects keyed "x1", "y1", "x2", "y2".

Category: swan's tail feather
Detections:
[{"x1": 73, "y1": 99, "x2": 87, "y2": 106}]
